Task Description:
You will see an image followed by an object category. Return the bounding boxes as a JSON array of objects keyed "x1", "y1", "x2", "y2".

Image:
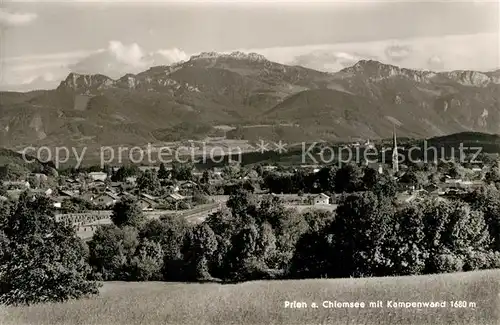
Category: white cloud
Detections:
[
  {"x1": 68, "y1": 41, "x2": 188, "y2": 78},
  {"x1": 240, "y1": 32, "x2": 499, "y2": 73},
  {"x1": 384, "y1": 44, "x2": 412, "y2": 62},
  {"x1": 0, "y1": 8, "x2": 37, "y2": 27},
  {"x1": 428, "y1": 55, "x2": 444, "y2": 70},
  {"x1": 0, "y1": 41, "x2": 189, "y2": 90}
]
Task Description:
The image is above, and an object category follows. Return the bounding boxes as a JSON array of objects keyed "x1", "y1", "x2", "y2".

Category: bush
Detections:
[
  {"x1": 128, "y1": 239, "x2": 164, "y2": 281},
  {"x1": 427, "y1": 251, "x2": 465, "y2": 274},
  {"x1": 87, "y1": 225, "x2": 139, "y2": 281}
]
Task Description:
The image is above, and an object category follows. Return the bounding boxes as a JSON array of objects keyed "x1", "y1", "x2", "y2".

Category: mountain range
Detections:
[{"x1": 1, "y1": 51, "x2": 500, "y2": 150}]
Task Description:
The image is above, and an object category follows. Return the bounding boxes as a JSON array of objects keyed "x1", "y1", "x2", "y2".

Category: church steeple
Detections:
[{"x1": 392, "y1": 125, "x2": 399, "y2": 173}]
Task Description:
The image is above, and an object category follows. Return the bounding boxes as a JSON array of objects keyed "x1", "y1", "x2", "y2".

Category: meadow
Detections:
[{"x1": 1, "y1": 270, "x2": 499, "y2": 325}]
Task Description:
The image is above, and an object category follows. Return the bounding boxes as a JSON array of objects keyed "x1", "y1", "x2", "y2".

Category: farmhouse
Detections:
[
  {"x1": 59, "y1": 189, "x2": 78, "y2": 198},
  {"x1": 51, "y1": 197, "x2": 64, "y2": 209},
  {"x1": 2, "y1": 180, "x2": 30, "y2": 189},
  {"x1": 178, "y1": 180, "x2": 197, "y2": 189},
  {"x1": 169, "y1": 193, "x2": 186, "y2": 201},
  {"x1": 32, "y1": 188, "x2": 53, "y2": 197},
  {"x1": 138, "y1": 166, "x2": 160, "y2": 173},
  {"x1": 138, "y1": 197, "x2": 156, "y2": 211},
  {"x1": 88, "y1": 172, "x2": 108, "y2": 182},
  {"x1": 32, "y1": 173, "x2": 48, "y2": 181},
  {"x1": 313, "y1": 193, "x2": 330, "y2": 205},
  {"x1": 93, "y1": 192, "x2": 119, "y2": 207},
  {"x1": 125, "y1": 176, "x2": 137, "y2": 184}
]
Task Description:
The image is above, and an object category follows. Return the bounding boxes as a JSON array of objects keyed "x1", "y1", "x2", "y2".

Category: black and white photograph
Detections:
[{"x1": 0, "y1": 0, "x2": 499, "y2": 324}]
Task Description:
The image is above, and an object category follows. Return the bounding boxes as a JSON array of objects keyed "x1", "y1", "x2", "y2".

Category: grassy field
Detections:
[{"x1": 1, "y1": 270, "x2": 499, "y2": 325}]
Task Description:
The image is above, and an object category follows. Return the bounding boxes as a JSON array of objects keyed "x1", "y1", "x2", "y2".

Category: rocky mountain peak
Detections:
[
  {"x1": 58, "y1": 72, "x2": 115, "y2": 92},
  {"x1": 341, "y1": 60, "x2": 436, "y2": 83},
  {"x1": 189, "y1": 51, "x2": 268, "y2": 62},
  {"x1": 444, "y1": 70, "x2": 500, "y2": 87}
]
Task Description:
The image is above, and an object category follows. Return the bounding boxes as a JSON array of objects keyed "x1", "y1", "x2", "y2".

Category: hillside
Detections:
[
  {"x1": 0, "y1": 148, "x2": 52, "y2": 177},
  {"x1": 2, "y1": 270, "x2": 499, "y2": 325},
  {"x1": 1, "y1": 53, "x2": 500, "y2": 149}
]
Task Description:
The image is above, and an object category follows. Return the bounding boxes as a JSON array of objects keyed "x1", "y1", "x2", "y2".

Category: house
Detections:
[
  {"x1": 6, "y1": 189, "x2": 23, "y2": 200},
  {"x1": 32, "y1": 188, "x2": 53, "y2": 197},
  {"x1": 213, "y1": 168, "x2": 223, "y2": 177},
  {"x1": 178, "y1": 180, "x2": 197, "y2": 190},
  {"x1": 458, "y1": 180, "x2": 484, "y2": 190},
  {"x1": 138, "y1": 166, "x2": 160, "y2": 173},
  {"x1": 168, "y1": 193, "x2": 186, "y2": 201},
  {"x1": 141, "y1": 193, "x2": 159, "y2": 201},
  {"x1": 138, "y1": 196, "x2": 156, "y2": 211},
  {"x1": 313, "y1": 193, "x2": 330, "y2": 205},
  {"x1": 424, "y1": 183, "x2": 445, "y2": 195},
  {"x1": 365, "y1": 162, "x2": 384, "y2": 174},
  {"x1": 2, "y1": 181, "x2": 30, "y2": 190},
  {"x1": 125, "y1": 176, "x2": 137, "y2": 184},
  {"x1": 110, "y1": 182, "x2": 123, "y2": 188},
  {"x1": 262, "y1": 165, "x2": 277, "y2": 172},
  {"x1": 31, "y1": 173, "x2": 48, "y2": 182},
  {"x1": 92, "y1": 192, "x2": 119, "y2": 207},
  {"x1": 364, "y1": 139, "x2": 375, "y2": 149},
  {"x1": 117, "y1": 191, "x2": 133, "y2": 198},
  {"x1": 88, "y1": 172, "x2": 108, "y2": 182},
  {"x1": 58, "y1": 189, "x2": 78, "y2": 198},
  {"x1": 51, "y1": 197, "x2": 64, "y2": 209}
]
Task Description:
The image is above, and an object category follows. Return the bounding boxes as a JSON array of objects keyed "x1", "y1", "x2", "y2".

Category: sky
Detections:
[{"x1": 0, "y1": 0, "x2": 498, "y2": 91}]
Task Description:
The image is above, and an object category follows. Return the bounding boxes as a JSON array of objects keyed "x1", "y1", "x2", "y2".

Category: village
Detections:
[{"x1": 0, "y1": 147, "x2": 492, "y2": 241}]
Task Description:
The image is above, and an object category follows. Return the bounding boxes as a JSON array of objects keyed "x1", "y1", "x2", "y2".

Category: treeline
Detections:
[
  {"x1": 2, "y1": 183, "x2": 500, "y2": 306},
  {"x1": 86, "y1": 187, "x2": 500, "y2": 284}
]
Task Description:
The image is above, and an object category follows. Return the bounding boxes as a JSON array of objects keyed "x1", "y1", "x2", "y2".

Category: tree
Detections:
[
  {"x1": 373, "y1": 174, "x2": 397, "y2": 199},
  {"x1": 422, "y1": 200, "x2": 490, "y2": 254},
  {"x1": 334, "y1": 163, "x2": 363, "y2": 193},
  {"x1": 227, "y1": 224, "x2": 260, "y2": 279},
  {"x1": 128, "y1": 239, "x2": 164, "y2": 281},
  {"x1": 171, "y1": 162, "x2": 193, "y2": 181},
  {"x1": 390, "y1": 205, "x2": 428, "y2": 275},
  {"x1": 330, "y1": 192, "x2": 395, "y2": 277},
  {"x1": 0, "y1": 196, "x2": 99, "y2": 305},
  {"x1": 140, "y1": 215, "x2": 190, "y2": 281},
  {"x1": 362, "y1": 167, "x2": 378, "y2": 190},
  {"x1": 27, "y1": 175, "x2": 41, "y2": 189},
  {"x1": 87, "y1": 225, "x2": 139, "y2": 280},
  {"x1": 111, "y1": 165, "x2": 140, "y2": 182},
  {"x1": 182, "y1": 224, "x2": 218, "y2": 280},
  {"x1": 111, "y1": 197, "x2": 145, "y2": 228},
  {"x1": 226, "y1": 188, "x2": 257, "y2": 219},
  {"x1": 316, "y1": 166, "x2": 337, "y2": 193},
  {"x1": 399, "y1": 171, "x2": 419, "y2": 187},
  {"x1": 485, "y1": 167, "x2": 500, "y2": 185},
  {"x1": 158, "y1": 163, "x2": 170, "y2": 180},
  {"x1": 256, "y1": 197, "x2": 308, "y2": 269},
  {"x1": 201, "y1": 170, "x2": 210, "y2": 184},
  {"x1": 289, "y1": 230, "x2": 334, "y2": 279},
  {"x1": 466, "y1": 186, "x2": 500, "y2": 251},
  {"x1": 60, "y1": 197, "x2": 93, "y2": 214},
  {"x1": 0, "y1": 163, "x2": 27, "y2": 181},
  {"x1": 421, "y1": 199, "x2": 491, "y2": 274},
  {"x1": 137, "y1": 170, "x2": 161, "y2": 195}
]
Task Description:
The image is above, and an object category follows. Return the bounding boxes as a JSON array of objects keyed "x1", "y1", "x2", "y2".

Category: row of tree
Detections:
[{"x1": 2, "y1": 182, "x2": 500, "y2": 306}]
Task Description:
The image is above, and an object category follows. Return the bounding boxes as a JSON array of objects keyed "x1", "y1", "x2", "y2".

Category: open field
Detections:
[
  {"x1": 74, "y1": 203, "x2": 221, "y2": 239},
  {"x1": 1, "y1": 270, "x2": 499, "y2": 325},
  {"x1": 289, "y1": 204, "x2": 338, "y2": 213}
]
